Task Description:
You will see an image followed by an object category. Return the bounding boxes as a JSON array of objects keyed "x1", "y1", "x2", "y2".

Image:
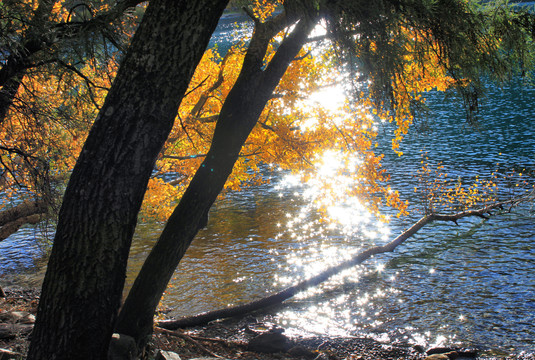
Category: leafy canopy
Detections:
[{"x1": 0, "y1": 0, "x2": 533, "y2": 224}]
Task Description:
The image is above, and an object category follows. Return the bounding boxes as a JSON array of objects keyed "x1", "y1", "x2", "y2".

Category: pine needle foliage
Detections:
[{"x1": 320, "y1": 0, "x2": 535, "y2": 122}]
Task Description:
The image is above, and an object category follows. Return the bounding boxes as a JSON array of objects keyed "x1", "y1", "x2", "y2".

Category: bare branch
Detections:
[
  {"x1": 293, "y1": 50, "x2": 311, "y2": 61},
  {"x1": 56, "y1": 60, "x2": 107, "y2": 109},
  {"x1": 158, "y1": 193, "x2": 531, "y2": 329}
]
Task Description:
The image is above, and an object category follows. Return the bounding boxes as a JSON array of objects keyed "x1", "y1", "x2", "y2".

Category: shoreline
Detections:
[{"x1": 1, "y1": 287, "x2": 534, "y2": 360}]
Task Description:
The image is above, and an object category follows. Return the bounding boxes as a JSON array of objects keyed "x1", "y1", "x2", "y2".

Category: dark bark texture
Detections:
[
  {"x1": 26, "y1": 1, "x2": 229, "y2": 359},
  {"x1": 115, "y1": 6, "x2": 317, "y2": 348}
]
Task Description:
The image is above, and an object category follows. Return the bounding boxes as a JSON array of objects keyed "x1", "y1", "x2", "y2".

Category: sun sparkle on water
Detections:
[{"x1": 272, "y1": 148, "x2": 401, "y2": 339}]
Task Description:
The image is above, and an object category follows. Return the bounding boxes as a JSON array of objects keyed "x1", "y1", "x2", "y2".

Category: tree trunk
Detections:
[
  {"x1": 115, "y1": 7, "x2": 317, "y2": 348},
  {"x1": 26, "y1": 1, "x2": 228, "y2": 359},
  {"x1": 0, "y1": 76, "x2": 23, "y2": 123}
]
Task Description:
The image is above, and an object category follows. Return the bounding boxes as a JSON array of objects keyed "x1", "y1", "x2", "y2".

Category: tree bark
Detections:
[
  {"x1": 157, "y1": 197, "x2": 529, "y2": 329},
  {"x1": 26, "y1": 1, "x2": 229, "y2": 360},
  {"x1": 115, "y1": 6, "x2": 317, "y2": 349}
]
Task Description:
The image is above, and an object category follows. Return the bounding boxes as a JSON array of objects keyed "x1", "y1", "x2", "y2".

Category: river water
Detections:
[{"x1": 1, "y1": 13, "x2": 534, "y2": 356}]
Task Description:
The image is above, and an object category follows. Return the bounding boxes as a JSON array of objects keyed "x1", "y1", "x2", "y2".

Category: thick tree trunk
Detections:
[
  {"x1": 26, "y1": 1, "x2": 229, "y2": 360},
  {"x1": 115, "y1": 8, "x2": 317, "y2": 348}
]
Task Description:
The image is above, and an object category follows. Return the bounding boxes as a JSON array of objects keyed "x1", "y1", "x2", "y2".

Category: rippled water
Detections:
[{"x1": 1, "y1": 13, "x2": 534, "y2": 356}]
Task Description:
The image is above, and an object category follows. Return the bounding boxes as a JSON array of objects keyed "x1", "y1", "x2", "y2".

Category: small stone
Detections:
[
  {"x1": 424, "y1": 351, "x2": 458, "y2": 360},
  {"x1": 413, "y1": 344, "x2": 426, "y2": 353},
  {"x1": 108, "y1": 333, "x2": 137, "y2": 360},
  {"x1": 155, "y1": 350, "x2": 182, "y2": 360},
  {"x1": 247, "y1": 330, "x2": 292, "y2": 353},
  {"x1": 287, "y1": 345, "x2": 316, "y2": 359},
  {"x1": 0, "y1": 311, "x2": 35, "y2": 324}
]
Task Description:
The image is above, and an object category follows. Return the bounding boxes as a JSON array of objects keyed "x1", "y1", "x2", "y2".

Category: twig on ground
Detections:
[{"x1": 155, "y1": 327, "x2": 225, "y2": 358}]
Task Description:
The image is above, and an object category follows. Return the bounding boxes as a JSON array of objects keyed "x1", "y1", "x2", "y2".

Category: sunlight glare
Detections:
[{"x1": 307, "y1": 85, "x2": 346, "y2": 113}]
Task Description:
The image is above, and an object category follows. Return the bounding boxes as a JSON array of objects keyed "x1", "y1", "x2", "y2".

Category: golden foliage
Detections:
[
  {"x1": 3, "y1": 1, "x2": 519, "y2": 228},
  {"x1": 414, "y1": 151, "x2": 533, "y2": 215},
  {"x1": 252, "y1": 0, "x2": 283, "y2": 21}
]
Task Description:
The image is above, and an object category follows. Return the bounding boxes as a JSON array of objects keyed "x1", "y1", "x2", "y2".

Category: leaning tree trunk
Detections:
[
  {"x1": 26, "y1": 1, "x2": 229, "y2": 359},
  {"x1": 0, "y1": 76, "x2": 23, "y2": 124},
  {"x1": 115, "y1": 8, "x2": 317, "y2": 349}
]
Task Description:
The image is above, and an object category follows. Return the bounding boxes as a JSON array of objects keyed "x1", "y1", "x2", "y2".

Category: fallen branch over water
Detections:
[
  {"x1": 0, "y1": 199, "x2": 47, "y2": 242},
  {"x1": 158, "y1": 193, "x2": 532, "y2": 330}
]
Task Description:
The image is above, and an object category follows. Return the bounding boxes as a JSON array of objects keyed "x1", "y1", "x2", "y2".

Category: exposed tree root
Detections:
[{"x1": 158, "y1": 193, "x2": 532, "y2": 330}]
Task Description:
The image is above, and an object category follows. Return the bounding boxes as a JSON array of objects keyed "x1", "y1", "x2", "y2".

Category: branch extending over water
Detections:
[
  {"x1": 0, "y1": 200, "x2": 47, "y2": 242},
  {"x1": 157, "y1": 192, "x2": 533, "y2": 330}
]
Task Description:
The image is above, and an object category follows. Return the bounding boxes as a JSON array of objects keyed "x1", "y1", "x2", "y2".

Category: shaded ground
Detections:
[
  {"x1": 1, "y1": 287, "x2": 534, "y2": 360},
  {"x1": 151, "y1": 316, "x2": 420, "y2": 360}
]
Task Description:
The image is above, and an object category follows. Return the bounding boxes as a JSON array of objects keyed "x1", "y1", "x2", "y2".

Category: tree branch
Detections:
[
  {"x1": 0, "y1": 213, "x2": 44, "y2": 242},
  {"x1": 243, "y1": 6, "x2": 260, "y2": 25},
  {"x1": 157, "y1": 194, "x2": 531, "y2": 329}
]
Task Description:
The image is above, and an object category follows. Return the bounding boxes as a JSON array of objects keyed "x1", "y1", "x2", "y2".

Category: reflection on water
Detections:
[
  {"x1": 139, "y1": 76, "x2": 532, "y2": 355},
  {"x1": 0, "y1": 226, "x2": 50, "y2": 287},
  {"x1": 0, "y1": 14, "x2": 534, "y2": 357}
]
